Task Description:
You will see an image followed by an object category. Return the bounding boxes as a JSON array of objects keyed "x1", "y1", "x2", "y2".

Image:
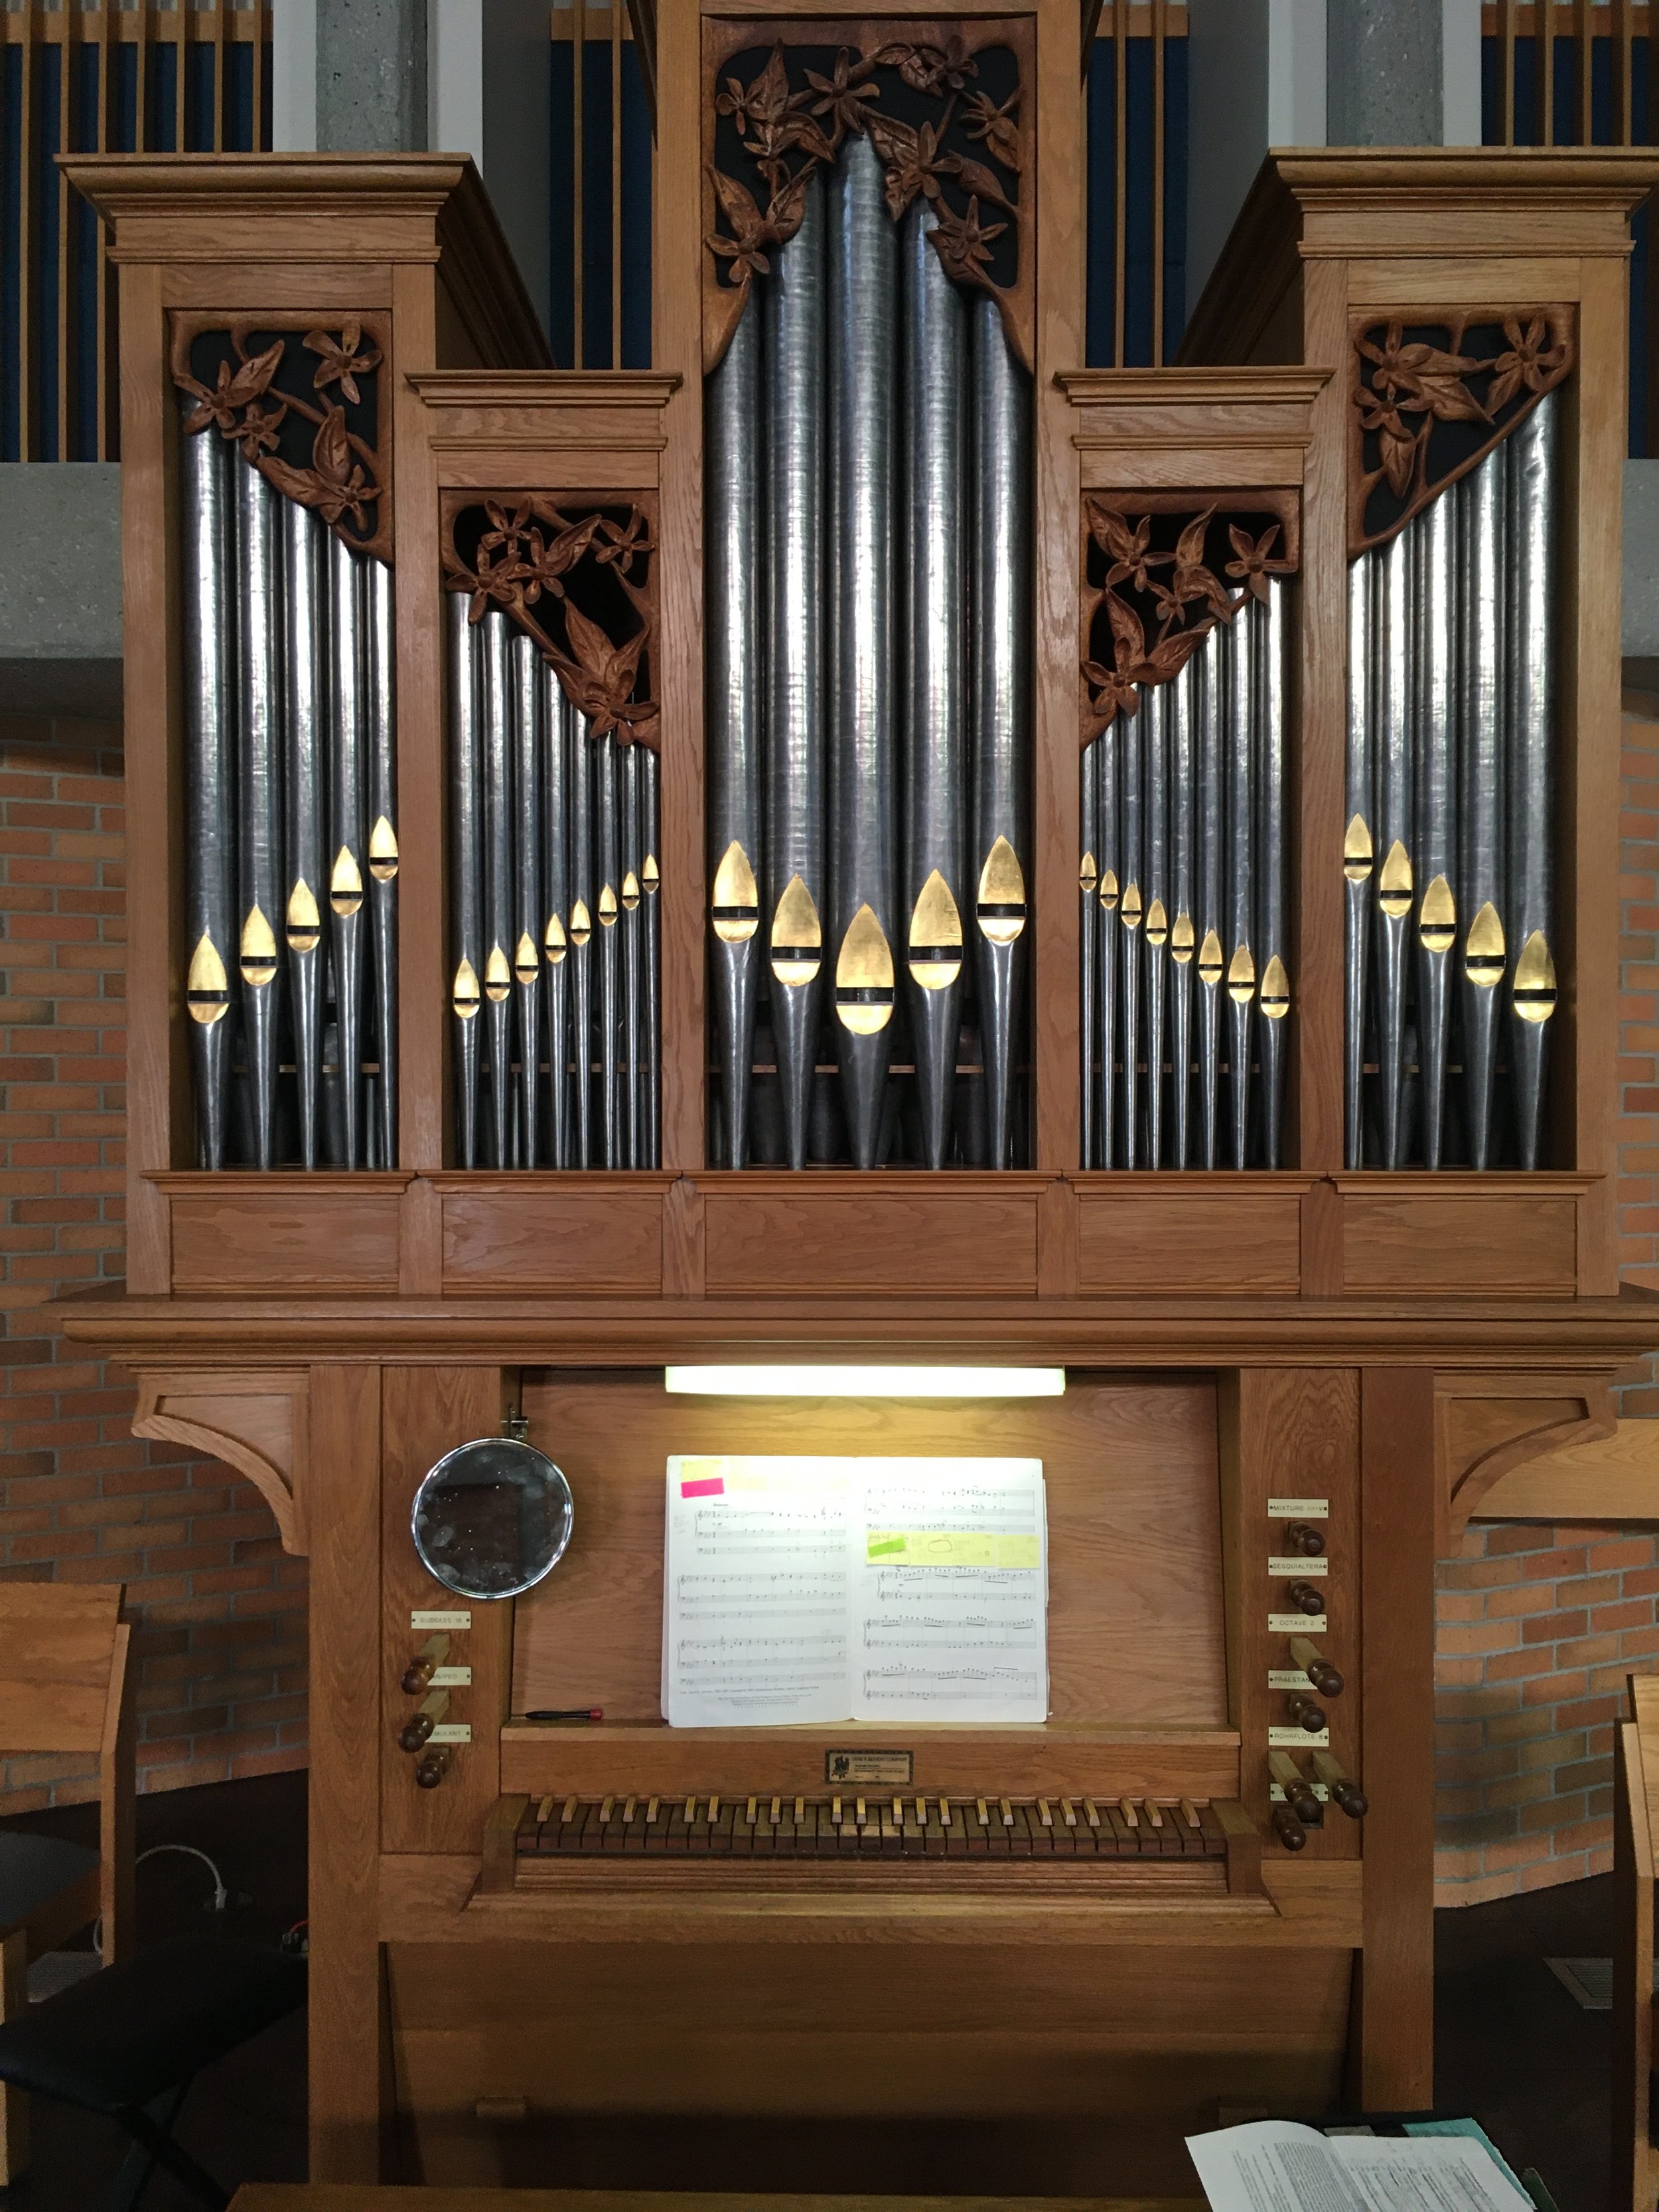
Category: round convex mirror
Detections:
[{"x1": 411, "y1": 1436, "x2": 574, "y2": 1600}]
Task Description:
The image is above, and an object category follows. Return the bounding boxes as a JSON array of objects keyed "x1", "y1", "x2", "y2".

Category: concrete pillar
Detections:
[
  {"x1": 317, "y1": 0, "x2": 429, "y2": 153},
  {"x1": 429, "y1": 0, "x2": 551, "y2": 338},
  {"x1": 1187, "y1": 0, "x2": 1327, "y2": 310},
  {"x1": 1327, "y1": 0, "x2": 1482, "y2": 147}
]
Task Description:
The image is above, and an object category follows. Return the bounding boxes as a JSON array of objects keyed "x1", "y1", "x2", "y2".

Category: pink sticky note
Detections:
[{"x1": 680, "y1": 1477, "x2": 724, "y2": 1499}]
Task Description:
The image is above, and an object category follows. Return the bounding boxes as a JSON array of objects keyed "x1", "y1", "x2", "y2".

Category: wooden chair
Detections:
[{"x1": 0, "y1": 1581, "x2": 135, "y2": 2181}]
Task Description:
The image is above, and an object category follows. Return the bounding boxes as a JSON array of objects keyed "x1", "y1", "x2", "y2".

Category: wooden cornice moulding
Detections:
[
  {"x1": 131, "y1": 1368, "x2": 310, "y2": 1556},
  {"x1": 59, "y1": 152, "x2": 550, "y2": 368},
  {"x1": 1435, "y1": 1369, "x2": 1620, "y2": 1542},
  {"x1": 1180, "y1": 145, "x2": 1659, "y2": 367},
  {"x1": 407, "y1": 371, "x2": 683, "y2": 411}
]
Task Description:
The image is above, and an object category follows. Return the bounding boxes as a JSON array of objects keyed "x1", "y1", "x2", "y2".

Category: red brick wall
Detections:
[{"x1": 0, "y1": 720, "x2": 308, "y2": 1809}]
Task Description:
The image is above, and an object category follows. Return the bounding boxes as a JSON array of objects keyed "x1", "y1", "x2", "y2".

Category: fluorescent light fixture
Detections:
[{"x1": 664, "y1": 1364, "x2": 1066, "y2": 1399}]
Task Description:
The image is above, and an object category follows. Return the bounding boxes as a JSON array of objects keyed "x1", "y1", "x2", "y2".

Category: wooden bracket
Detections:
[
  {"x1": 131, "y1": 1369, "x2": 310, "y2": 1555},
  {"x1": 1435, "y1": 1370, "x2": 1619, "y2": 1544}
]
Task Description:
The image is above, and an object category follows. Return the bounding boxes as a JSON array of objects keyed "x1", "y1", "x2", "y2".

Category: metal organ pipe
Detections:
[
  {"x1": 969, "y1": 293, "x2": 1031, "y2": 1172},
  {"x1": 1195, "y1": 624, "x2": 1225, "y2": 1171},
  {"x1": 1344, "y1": 553, "x2": 1375, "y2": 1169},
  {"x1": 1142, "y1": 681, "x2": 1171, "y2": 1167},
  {"x1": 1224, "y1": 605, "x2": 1256, "y2": 1170},
  {"x1": 512, "y1": 632, "x2": 543, "y2": 1169},
  {"x1": 1096, "y1": 711, "x2": 1122, "y2": 1169},
  {"x1": 1080, "y1": 739, "x2": 1099, "y2": 1167},
  {"x1": 622, "y1": 737, "x2": 644, "y2": 1168},
  {"x1": 1374, "y1": 524, "x2": 1414, "y2": 1170},
  {"x1": 1256, "y1": 578, "x2": 1289, "y2": 1168},
  {"x1": 1413, "y1": 491, "x2": 1457, "y2": 1170},
  {"x1": 1168, "y1": 655, "x2": 1198, "y2": 1168},
  {"x1": 234, "y1": 457, "x2": 285, "y2": 1171},
  {"x1": 597, "y1": 731, "x2": 623, "y2": 1167},
  {"x1": 705, "y1": 291, "x2": 764, "y2": 1168},
  {"x1": 567, "y1": 708, "x2": 595, "y2": 1168},
  {"x1": 828, "y1": 132, "x2": 899, "y2": 1169},
  {"x1": 1506, "y1": 392, "x2": 1559, "y2": 1167},
  {"x1": 764, "y1": 170, "x2": 828, "y2": 1173},
  {"x1": 1118, "y1": 678, "x2": 1143, "y2": 1167},
  {"x1": 448, "y1": 591, "x2": 484, "y2": 1169},
  {"x1": 901, "y1": 200, "x2": 969, "y2": 1172},
  {"x1": 479, "y1": 609, "x2": 516, "y2": 1170},
  {"x1": 328, "y1": 532, "x2": 370, "y2": 1169},
  {"x1": 180, "y1": 405, "x2": 236, "y2": 1167},
  {"x1": 1457, "y1": 447, "x2": 1508, "y2": 1168},
  {"x1": 642, "y1": 744, "x2": 662, "y2": 1167},
  {"x1": 283, "y1": 498, "x2": 326, "y2": 1169},
  {"x1": 365, "y1": 555, "x2": 398, "y2": 1170},
  {"x1": 541, "y1": 665, "x2": 571, "y2": 1169}
]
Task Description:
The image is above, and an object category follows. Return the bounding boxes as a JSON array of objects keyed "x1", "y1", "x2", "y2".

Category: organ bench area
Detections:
[{"x1": 52, "y1": 13, "x2": 1659, "y2": 2195}]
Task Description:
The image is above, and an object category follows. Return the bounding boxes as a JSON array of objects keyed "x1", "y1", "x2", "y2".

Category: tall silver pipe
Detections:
[
  {"x1": 1256, "y1": 579, "x2": 1289, "y2": 1167},
  {"x1": 479, "y1": 609, "x2": 515, "y2": 1169},
  {"x1": 1344, "y1": 552, "x2": 1376, "y2": 1167},
  {"x1": 540, "y1": 666, "x2": 571, "y2": 1169},
  {"x1": 447, "y1": 592, "x2": 483, "y2": 1167},
  {"x1": 366, "y1": 555, "x2": 397, "y2": 1171},
  {"x1": 567, "y1": 709, "x2": 595, "y2": 1167},
  {"x1": 1506, "y1": 390, "x2": 1559, "y2": 1167},
  {"x1": 1374, "y1": 523, "x2": 1414, "y2": 1169},
  {"x1": 511, "y1": 632, "x2": 543, "y2": 1167},
  {"x1": 1080, "y1": 738, "x2": 1099, "y2": 1168},
  {"x1": 1119, "y1": 687, "x2": 1144, "y2": 1166},
  {"x1": 1169, "y1": 654, "x2": 1198, "y2": 1169},
  {"x1": 1458, "y1": 447, "x2": 1508, "y2": 1167},
  {"x1": 969, "y1": 293, "x2": 1031, "y2": 1171},
  {"x1": 705, "y1": 292, "x2": 764, "y2": 1167},
  {"x1": 622, "y1": 739, "x2": 643, "y2": 1167},
  {"x1": 1413, "y1": 492, "x2": 1457, "y2": 1169},
  {"x1": 1224, "y1": 607, "x2": 1256, "y2": 1169},
  {"x1": 283, "y1": 499, "x2": 326, "y2": 1169},
  {"x1": 234, "y1": 457, "x2": 284, "y2": 1170},
  {"x1": 901, "y1": 198, "x2": 968, "y2": 1171},
  {"x1": 1195, "y1": 624, "x2": 1225, "y2": 1169},
  {"x1": 764, "y1": 171, "x2": 828, "y2": 1172},
  {"x1": 642, "y1": 744, "x2": 661, "y2": 1167},
  {"x1": 1096, "y1": 711, "x2": 1121, "y2": 1167},
  {"x1": 1143, "y1": 682, "x2": 1171, "y2": 1167},
  {"x1": 180, "y1": 409, "x2": 236, "y2": 1167},
  {"x1": 597, "y1": 730, "x2": 623, "y2": 1167},
  {"x1": 828, "y1": 134, "x2": 899, "y2": 1168},
  {"x1": 329, "y1": 532, "x2": 368, "y2": 1168}
]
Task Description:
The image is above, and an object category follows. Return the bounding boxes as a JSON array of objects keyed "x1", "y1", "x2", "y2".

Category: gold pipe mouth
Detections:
[
  {"x1": 1098, "y1": 867, "x2": 1119, "y2": 913},
  {"x1": 598, "y1": 883, "x2": 619, "y2": 928},
  {"x1": 514, "y1": 930, "x2": 539, "y2": 987},
  {"x1": 569, "y1": 898, "x2": 593, "y2": 949},
  {"x1": 544, "y1": 913, "x2": 567, "y2": 966},
  {"x1": 369, "y1": 815, "x2": 399, "y2": 882},
  {"x1": 1079, "y1": 850, "x2": 1098, "y2": 895},
  {"x1": 1512, "y1": 929, "x2": 1557, "y2": 1023},
  {"x1": 1419, "y1": 874, "x2": 1456, "y2": 954},
  {"x1": 1145, "y1": 897, "x2": 1169, "y2": 948},
  {"x1": 642, "y1": 853, "x2": 660, "y2": 895},
  {"x1": 1465, "y1": 900, "x2": 1505, "y2": 987},
  {"x1": 285, "y1": 880, "x2": 320, "y2": 954},
  {"x1": 239, "y1": 906, "x2": 277, "y2": 988},
  {"x1": 1227, "y1": 944, "x2": 1256, "y2": 1005},
  {"x1": 1171, "y1": 912, "x2": 1196, "y2": 966},
  {"x1": 484, "y1": 944, "x2": 512, "y2": 1003},
  {"x1": 1119, "y1": 883, "x2": 1143, "y2": 932},
  {"x1": 1197, "y1": 927, "x2": 1223, "y2": 986},
  {"x1": 452, "y1": 958, "x2": 480, "y2": 1018},
  {"x1": 622, "y1": 869, "x2": 640, "y2": 912},
  {"x1": 1378, "y1": 838, "x2": 1412, "y2": 919},
  {"x1": 187, "y1": 932, "x2": 229, "y2": 1024},
  {"x1": 1343, "y1": 812, "x2": 1373, "y2": 884},
  {"x1": 330, "y1": 846, "x2": 364, "y2": 918},
  {"x1": 1260, "y1": 952, "x2": 1291, "y2": 1019},
  {"x1": 772, "y1": 875, "x2": 823, "y2": 985}
]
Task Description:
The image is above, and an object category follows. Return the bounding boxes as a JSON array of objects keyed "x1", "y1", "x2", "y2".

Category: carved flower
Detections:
[
  {"x1": 1488, "y1": 314, "x2": 1570, "y2": 414},
  {"x1": 930, "y1": 196, "x2": 1006, "y2": 287},
  {"x1": 1082, "y1": 655, "x2": 1141, "y2": 725},
  {"x1": 897, "y1": 34, "x2": 975, "y2": 93},
  {"x1": 234, "y1": 400, "x2": 286, "y2": 459},
  {"x1": 936, "y1": 150, "x2": 1016, "y2": 212},
  {"x1": 1224, "y1": 521, "x2": 1295, "y2": 607},
  {"x1": 181, "y1": 340, "x2": 284, "y2": 435},
  {"x1": 805, "y1": 50, "x2": 879, "y2": 143},
  {"x1": 963, "y1": 88, "x2": 1021, "y2": 172},
  {"x1": 715, "y1": 46, "x2": 792, "y2": 142},
  {"x1": 1357, "y1": 322, "x2": 1486, "y2": 423},
  {"x1": 595, "y1": 506, "x2": 656, "y2": 576},
  {"x1": 303, "y1": 319, "x2": 382, "y2": 406},
  {"x1": 1090, "y1": 510, "x2": 1171, "y2": 597},
  {"x1": 867, "y1": 114, "x2": 946, "y2": 220}
]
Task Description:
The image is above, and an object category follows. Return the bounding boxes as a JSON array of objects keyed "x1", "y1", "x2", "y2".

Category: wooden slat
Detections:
[
  {"x1": 613, "y1": 0, "x2": 623, "y2": 368},
  {"x1": 1612, "y1": 0, "x2": 1636, "y2": 147},
  {"x1": 56, "y1": 2, "x2": 73, "y2": 462},
  {"x1": 1575, "y1": 0, "x2": 1594, "y2": 141},
  {"x1": 1151, "y1": 0, "x2": 1165, "y2": 365},
  {"x1": 1113, "y1": 0, "x2": 1126, "y2": 367},
  {"x1": 574, "y1": 0, "x2": 586, "y2": 367},
  {"x1": 1540, "y1": 0, "x2": 1556, "y2": 142},
  {"x1": 1496, "y1": 0, "x2": 1518, "y2": 143}
]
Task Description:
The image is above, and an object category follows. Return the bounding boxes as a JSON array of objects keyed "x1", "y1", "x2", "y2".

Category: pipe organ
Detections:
[{"x1": 58, "y1": 56, "x2": 1659, "y2": 2205}]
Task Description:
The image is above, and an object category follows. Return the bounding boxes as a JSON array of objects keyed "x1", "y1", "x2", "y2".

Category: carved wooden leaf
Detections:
[{"x1": 313, "y1": 406, "x2": 352, "y2": 486}]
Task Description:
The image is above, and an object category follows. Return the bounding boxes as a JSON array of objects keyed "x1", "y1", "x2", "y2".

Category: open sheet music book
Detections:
[
  {"x1": 661, "y1": 1455, "x2": 1048, "y2": 1728},
  {"x1": 1186, "y1": 2120, "x2": 1536, "y2": 2212}
]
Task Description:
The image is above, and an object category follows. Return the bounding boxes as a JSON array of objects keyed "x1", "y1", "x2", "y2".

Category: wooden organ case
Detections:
[{"x1": 56, "y1": 33, "x2": 1659, "y2": 2199}]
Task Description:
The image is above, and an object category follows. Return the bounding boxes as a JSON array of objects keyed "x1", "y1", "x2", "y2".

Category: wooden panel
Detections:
[
  {"x1": 1075, "y1": 1185, "x2": 1304, "y2": 1295},
  {"x1": 514, "y1": 1374, "x2": 1226, "y2": 1733},
  {"x1": 0, "y1": 1585, "x2": 122, "y2": 1754},
  {"x1": 163, "y1": 1179, "x2": 405, "y2": 1293},
  {"x1": 701, "y1": 1179, "x2": 1041, "y2": 1298},
  {"x1": 386, "y1": 1939, "x2": 1349, "y2": 2171},
  {"x1": 1340, "y1": 1183, "x2": 1579, "y2": 1295},
  {"x1": 1475, "y1": 1415, "x2": 1659, "y2": 1522},
  {"x1": 381, "y1": 1368, "x2": 511, "y2": 1858},
  {"x1": 307, "y1": 1364, "x2": 386, "y2": 2185},
  {"x1": 500, "y1": 1724, "x2": 1240, "y2": 1803},
  {"x1": 1357, "y1": 1367, "x2": 1435, "y2": 2110},
  {"x1": 439, "y1": 1180, "x2": 669, "y2": 1295}
]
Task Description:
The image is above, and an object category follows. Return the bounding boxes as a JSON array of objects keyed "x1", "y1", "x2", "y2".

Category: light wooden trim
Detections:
[
  {"x1": 1475, "y1": 1414, "x2": 1659, "y2": 1520},
  {"x1": 131, "y1": 1370, "x2": 309, "y2": 1555},
  {"x1": 1614, "y1": 1692, "x2": 1659, "y2": 2211},
  {"x1": 99, "y1": 1621, "x2": 134, "y2": 1966}
]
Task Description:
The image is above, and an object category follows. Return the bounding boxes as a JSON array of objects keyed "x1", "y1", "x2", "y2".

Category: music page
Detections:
[
  {"x1": 853, "y1": 1457, "x2": 1048, "y2": 1724},
  {"x1": 662, "y1": 1455, "x2": 1048, "y2": 1728},
  {"x1": 1185, "y1": 2120, "x2": 1534, "y2": 2212},
  {"x1": 662, "y1": 1457, "x2": 855, "y2": 1726}
]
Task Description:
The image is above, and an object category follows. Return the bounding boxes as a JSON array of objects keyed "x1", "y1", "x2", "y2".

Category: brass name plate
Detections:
[
  {"x1": 1268, "y1": 1668, "x2": 1314, "y2": 1691},
  {"x1": 430, "y1": 1665, "x2": 472, "y2": 1688},
  {"x1": 1267, "y1": 1497, "x2": 1329, "y2": 1518},
  {"x1": 825, "y1": 1749, "x2": 913, "y2": 1785},
  {"x1": 1267, "y1": 1554, "x2": 1328, "y2": 1578},
  {"x1": 428, "y1": 1722, "x2": 472, "y2": 1745},
  {"x1": 1267, "y1": 1724, "x2": 1331, "y2": 1749},
  {"x1": 412, "y1": 1608, "x2": 470, "y2": 1631},
  {"x1": 1269, "y1": 1611, "x2": 1327, "y2": 1633}
]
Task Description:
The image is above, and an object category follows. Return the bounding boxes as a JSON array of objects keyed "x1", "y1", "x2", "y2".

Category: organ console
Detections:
[{"x1": 53, "y1": 25, "x2": 1659, "y2": 2199}]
